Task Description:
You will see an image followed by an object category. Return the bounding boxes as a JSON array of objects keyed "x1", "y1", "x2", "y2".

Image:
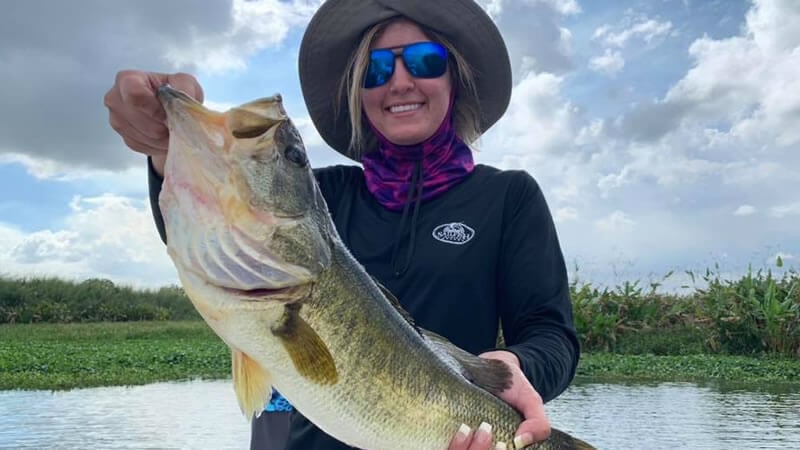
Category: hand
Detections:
[
  {"x1": 447, "y1": 351, "x2": 550, "y2": 450},
  {"x1": 104, "y1": 70, "x2": 204, "y2": 176}
]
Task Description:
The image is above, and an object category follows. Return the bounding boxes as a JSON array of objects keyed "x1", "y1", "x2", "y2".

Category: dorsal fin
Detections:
[
  {"x1": 372, "y1": 277, "x2": 512, "y2": 395},
  {"x1": 373, "y1": 277, "x2": 422, "y2": 336},
  {"x1": 423, "y1": 329, "x2": 513, "y2": 396}
]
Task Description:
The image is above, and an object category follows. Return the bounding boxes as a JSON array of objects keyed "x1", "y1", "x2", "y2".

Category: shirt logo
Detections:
[{"x1": 432, "y1": 222, "x2": 475, "y2": 245}]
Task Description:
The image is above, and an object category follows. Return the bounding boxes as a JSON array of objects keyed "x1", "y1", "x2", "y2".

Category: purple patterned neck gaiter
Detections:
[{"x1": 361, "y1": 96, "x2": 475, "y2": 211}]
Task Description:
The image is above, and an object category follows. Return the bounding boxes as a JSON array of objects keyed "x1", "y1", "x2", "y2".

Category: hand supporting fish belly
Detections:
[{"x1": 156, "y1": 85, "x2": 595, "y2": 450}]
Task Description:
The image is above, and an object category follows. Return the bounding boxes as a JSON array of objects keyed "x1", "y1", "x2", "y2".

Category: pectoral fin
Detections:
[
  {"x1": 231, "y1": 350, "x2": 273, "y2": 419},
  {"x1": 271, "y1": 303, "x2": 338, "y2": 385}
]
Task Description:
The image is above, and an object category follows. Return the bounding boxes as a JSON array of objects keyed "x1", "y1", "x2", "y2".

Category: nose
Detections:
[{"x1": 388, "y1": 57, "x2": 414, "y2": 93}]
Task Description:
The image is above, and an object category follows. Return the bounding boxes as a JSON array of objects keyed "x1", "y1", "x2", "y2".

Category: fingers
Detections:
[
  {"x1": 510, "y1": 382, "x2": 550, "y2": 445},
  {"x1": 104, "y1": 69, "x2": 203, "y2": 157},
  {"x1": 107, "y1": 88, "x2": 169, "y2": 153},
  {"x1": 165, "y1": 72, "x2": 204, "y2": 103},
  {"x1": 467, "y1": 422, "x2": 493, "y2": 450},
  {"x1": 448, "y1": 422, "x2": 508, "y2": 450},
  {"x1": 116, "y1": 70, "x2": 168, "y2": 123},
  {"x1": 448, "y1": 423, "x2": 472, "y2": 450}
]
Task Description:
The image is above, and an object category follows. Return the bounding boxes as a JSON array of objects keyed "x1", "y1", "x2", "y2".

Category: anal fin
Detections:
[
  {"x1": 271, "y1": 303, "x2": 338, "y2": 385},
  {"x1": 231, "y1": 350, "x2": 272, "y2": 419}
]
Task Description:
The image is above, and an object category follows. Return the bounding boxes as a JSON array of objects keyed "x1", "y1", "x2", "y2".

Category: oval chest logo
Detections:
[{"x1": 432, "y1": 222, "x2": 475, "y2": 245}]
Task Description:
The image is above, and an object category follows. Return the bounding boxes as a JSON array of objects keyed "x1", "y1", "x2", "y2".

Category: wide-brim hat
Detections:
[{"x1": 298, "y1": 0, "x2": 512, "y2": 161}]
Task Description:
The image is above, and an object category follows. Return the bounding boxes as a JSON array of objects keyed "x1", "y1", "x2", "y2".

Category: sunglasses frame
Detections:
[{"x1": 363, "y1": 41, "x2": 449, "y2": 89}]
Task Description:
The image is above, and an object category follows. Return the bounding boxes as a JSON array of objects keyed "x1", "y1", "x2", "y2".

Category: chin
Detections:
[{"x1": 385, "y1": 130, "x2": 433, "y2": 146}]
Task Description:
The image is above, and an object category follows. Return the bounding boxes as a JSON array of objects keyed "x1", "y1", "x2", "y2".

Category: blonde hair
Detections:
[{"x1": 337, "y1": 18, "x2": 482, "y2": 157}]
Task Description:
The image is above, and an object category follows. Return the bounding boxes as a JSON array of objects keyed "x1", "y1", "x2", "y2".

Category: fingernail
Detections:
[
  {"x1": 495, "y1": 443, "x2": 507, "y2": 450},
  {"x1": 455, "y1": 423, "x2": 471, "y2": 444},
  {"x1": 514, "y1": 433, "x2": 534, "y2": 448},
  {"x1": 478, "y1": 422, "x2": 493, "y2": 436}
]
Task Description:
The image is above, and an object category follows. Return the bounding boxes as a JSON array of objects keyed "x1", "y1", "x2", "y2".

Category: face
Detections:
[{"x1": 361, "y1": 20, "x2": 452, "y2": 146}]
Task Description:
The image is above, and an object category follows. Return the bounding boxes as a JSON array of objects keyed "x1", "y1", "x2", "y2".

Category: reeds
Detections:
[{"x1": 571, "y1": 259, "x2": 799, "y2": 357}]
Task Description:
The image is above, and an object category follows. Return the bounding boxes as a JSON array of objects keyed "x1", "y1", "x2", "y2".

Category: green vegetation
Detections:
[
  {"x1": 572, "y1": 260, "x2": 800, "y2": 358},
  {"x1": 0, "y1": 276, "x2": 198, "y2": 323},
  {"x1": 3, "y1": 321, "x2": 799, "y2": 391},
  {"x1": 577, "y1": 353, "x2": 799, "y2": 384},
  {"x1": 1, "y1": 261, "x2": 798, "y2": 390},
  {"x1": 0, "y1": 321, "x2": 227, "y2": 390}
]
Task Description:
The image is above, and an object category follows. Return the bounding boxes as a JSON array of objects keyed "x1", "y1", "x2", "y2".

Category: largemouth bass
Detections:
[{"x1": 156, "y1": 85, "x2": 594, "y2": 450}]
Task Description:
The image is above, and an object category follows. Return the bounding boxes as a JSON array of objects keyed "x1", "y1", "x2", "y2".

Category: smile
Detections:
[{"x1": 388, "y1": 103, "x2": 422, "y2": 113}]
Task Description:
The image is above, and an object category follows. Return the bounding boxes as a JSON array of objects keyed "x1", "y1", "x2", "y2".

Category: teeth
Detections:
[{"x1": 389, "y1": 104, "x2": 421, "y2": 113}]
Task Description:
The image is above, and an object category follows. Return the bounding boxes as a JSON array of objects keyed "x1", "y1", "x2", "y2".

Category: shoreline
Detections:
[{"x1": 2, "y1": 321, "x2": 798, "y2": 391}]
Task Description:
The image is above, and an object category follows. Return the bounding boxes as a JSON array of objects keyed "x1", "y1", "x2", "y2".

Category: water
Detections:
[{"x1": 1, "y1": 378, "x2": 799, "y2": 449}]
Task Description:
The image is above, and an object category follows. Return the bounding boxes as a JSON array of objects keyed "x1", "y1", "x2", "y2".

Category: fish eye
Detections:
[{"x1": 284, "y1": 143, "x2": 308, "y2": 167}]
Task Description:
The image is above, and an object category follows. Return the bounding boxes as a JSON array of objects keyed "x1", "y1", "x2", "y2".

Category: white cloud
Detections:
[
  {"x1": 770, "y1": 202, "x2": 800, "y2": 218},
  {"x1": 0, "y1": 0, "x2": 320, "y2": 172},
  {"x1": 626, "y1": 0, "x2": 800, "y2": 148},
  {"x1": 481, "y1": 0, "x2": 581, "y2": 19},
  {"x1": 485, "y1": 72, "x2": 578, "y2": 158},
  {"x1": 593, "y1": 18, "x2": 673, "y2": 48},
  {"x1": 554, "y1": 207, "x2": 579, "y2": 223},
  {"x1": 589, "y1": 49, "x2": 625, "y2": 75},
  {"x1": 541, "y1": 0, "x2": 581, "y2": 15},
  {"x1": 595, "y1": 210, "x2": 636, "y2": 233},
  {"x1": 734, "y1": 205, "x2": 757, "y2": 216},
  {"x1": 479, "y1": 0, "x2": 579, "y2": 75},
  {"x1": 0, "y1": 153, "x2": 75, "y2": 180},
  {"x1": 164, "y1": 0, "x2": 321, "y2": 75},
  {"x1": 1, "y1": 195, "x2": 176, "y2": 288}
]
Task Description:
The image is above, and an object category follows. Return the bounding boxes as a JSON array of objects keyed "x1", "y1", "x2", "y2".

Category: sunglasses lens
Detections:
[
  {"x1": 403, "y1": 42, "x2": 447, "y2": 79},
  {"x1": 364, "y1": 50, "x2": 395, "y2": 89},
  {"x1": 363, "y1": 42, "x2": 448, "y2": 88}
]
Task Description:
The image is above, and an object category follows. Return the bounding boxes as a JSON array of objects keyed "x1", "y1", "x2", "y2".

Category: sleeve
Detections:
[
  {"x1": 495, "y1": 171, "x2": 579, "y2": 403},
  {"x1": 147, "y1": 157, "x2": 168, "y2": 245}
]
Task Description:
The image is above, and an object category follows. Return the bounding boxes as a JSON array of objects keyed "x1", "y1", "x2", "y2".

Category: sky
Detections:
[{"x1": 0, "y1": 0, "x2": 797, "y2": 292}]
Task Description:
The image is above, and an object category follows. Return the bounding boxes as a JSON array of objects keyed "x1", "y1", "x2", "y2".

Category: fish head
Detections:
[{"x1": 157, "y1": 85, "x2": 332, "y2": 299}]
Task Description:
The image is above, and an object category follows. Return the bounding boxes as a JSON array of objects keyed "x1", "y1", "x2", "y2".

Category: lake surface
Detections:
[{"x1": 1, "y1": 378, "x2": 799, "y2": 449}]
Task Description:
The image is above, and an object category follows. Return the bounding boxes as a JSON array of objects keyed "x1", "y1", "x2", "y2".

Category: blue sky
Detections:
[{"x1": 0, "y1": 0, "x2": 797, "y2": 291}]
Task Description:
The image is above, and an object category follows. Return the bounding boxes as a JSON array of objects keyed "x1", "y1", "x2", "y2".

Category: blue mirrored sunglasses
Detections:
[{"x1": 363, "y1": 41, "x2": 448, "y2": 89}]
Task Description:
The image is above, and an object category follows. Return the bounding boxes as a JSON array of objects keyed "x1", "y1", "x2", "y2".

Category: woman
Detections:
[{"x1": 104, "y1": 1, "x2": 579, "y2": 449}]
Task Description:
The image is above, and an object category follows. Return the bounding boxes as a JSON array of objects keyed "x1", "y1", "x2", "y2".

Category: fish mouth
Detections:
[
  {"x1": 158, "y1": 84, "x2": 202, "y2": 109},
  {"x1": 219, "y1": 284, "x2": 308, "y2": 302},
  {"x1": 183, "y1": 263, "x2": 310, "y2": 302}
]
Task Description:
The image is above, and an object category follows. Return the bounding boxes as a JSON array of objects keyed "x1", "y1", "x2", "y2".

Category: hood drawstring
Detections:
[{"x1": 391, "y1": 159, "x2": 424, "y2": 277}]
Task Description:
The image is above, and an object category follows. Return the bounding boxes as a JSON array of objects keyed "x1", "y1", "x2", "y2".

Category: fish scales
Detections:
[{"x1": 156, "y1": 85, "x2": 595, "y2": 450}]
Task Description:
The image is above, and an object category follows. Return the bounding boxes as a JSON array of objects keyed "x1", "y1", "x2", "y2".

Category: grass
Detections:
[
  {"x1": 1, "y1": 263, "x2": 798, "y2": 391},
  {"x1": 577, "y1": 353, "x2": 800, "y2": 384},
  {"x1": 0, "y1": 321, "x2": 228, "y2": 390},
  {"x1": 2, "y1": 321, "x2": 799, "y2": 391}
]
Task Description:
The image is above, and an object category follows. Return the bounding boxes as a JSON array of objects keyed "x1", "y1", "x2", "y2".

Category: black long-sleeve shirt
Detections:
[{"x1": 148, "y1": 160, "x2": 579, "y2": 450}]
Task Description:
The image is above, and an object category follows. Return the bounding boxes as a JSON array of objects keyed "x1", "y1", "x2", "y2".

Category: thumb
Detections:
[
  {"x1": 116, "y1": 71, "x2": 203, "y2": 123},
  {"x1": 512, "y1": 388, "x2": 551, "y2": 445},
  {"x1": 162, "y1": 72, "x2": 204, "y2": 103},
  {"x1": 123, "y1": 71, "x2": 204, "y2": 109}
]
